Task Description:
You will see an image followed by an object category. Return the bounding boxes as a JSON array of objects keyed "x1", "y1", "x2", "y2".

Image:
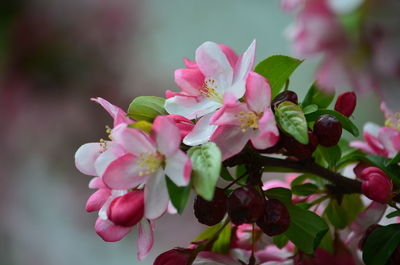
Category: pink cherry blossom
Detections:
[
  {"x1": 102, "y1": 116, "x2": 192, "y2": 220},
  {"x1": 164, "y1": 40, "x2": 256, "y2": 145},
  {"x1": 350, "y1": 122, "x2": 400, "y2": 158},
  {"x1": 210, "y1": 72, "x2": 279, "y2": 160}
]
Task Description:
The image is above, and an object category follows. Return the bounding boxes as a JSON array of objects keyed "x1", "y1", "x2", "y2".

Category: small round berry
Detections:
[
  {"x1": 281, "y1": 130, "x2": 318, "y2": 159},
  {"x1": 227, "y1": 185, "x2": 264, "y2": 225},
  {"x1": 272, "y1": 90, "x2": 298, "y2": 110},
  {"x1": 313, "y1": 114, "x2": 342, "y2": 147},
  {"x1": 256, "y1": 199, "x2": 290, "y2": 236},
  {"x1": 194, "y1": 188, "x2": 227, "y2": 226}
]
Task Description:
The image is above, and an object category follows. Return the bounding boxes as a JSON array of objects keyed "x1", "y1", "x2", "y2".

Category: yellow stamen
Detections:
[
  {"x1": 236, "y1": 111, "x2": 260, "y2": 132},
  {"x1": 385, "y1": 113, "x2": 400, "y2": 130},
  {"x1": 137, "y1": 152, "x2": 164, "y2": 176},
  {"x1": 200, "y1": 78, "x2": 223, "y2": 103}
]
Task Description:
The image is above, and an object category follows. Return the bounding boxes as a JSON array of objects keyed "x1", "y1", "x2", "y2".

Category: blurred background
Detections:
[{"x1": 0, "y1": 0, "x2": 384, "y2": 264}]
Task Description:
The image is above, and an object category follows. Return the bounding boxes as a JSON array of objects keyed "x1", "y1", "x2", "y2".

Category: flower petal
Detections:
[
  {"x1": 137, "y1": 219, "x2": 155, "y2": 260},
  {"x1": 250, "y1": 109, "x2": 279, "y2": 150},
  {"x1": 75, "y1": 142, "x2": 102, "y2": 176},
  {"x1": 95, "y1": 217, "x2": 131, "y2": 242},
  {"x1": 183, "y1": 113, "x2": 218, "y2": 146},
  {"x1": 245, "y1": 72, "x2": 271, "y2": 113},
  {"x1": 218, "y1": 43, "x2": 239, "y2": 67},
  {"x1": 196, "y1": 41, "x2": 233, "y2": 89},
  {"x1": 86, "y1": 189, "x2": 111, "y2": 212},
  {"x1": 378, "y1": 127, "x2": 400, "y2": 158},
  {"x1": 95, "y1": 142, "x2": 126, "y2": 177},
  {"x1": 88, "y1": 177, "x2": 106, "y2": 189},
  {"x1": 152, "y1": 116, "x2": 181, "y2": 157},
  {"x1": 233, "y1": 40, "x2": 256, "y2": 84},
  {"x1": 165, "y1": 150, "x2": 192, "y2": 186},
  {"x1": 165, "y1": 95, "x2": 221, "y2": 120},
  {"x1": 91, "y1": 97, "x2": 132, "y2": 126},
  {"x1": 103, "y1": 154, "x2": 152, "y2": 190},
  {"x1": 144, "y1": 169, "x2": 169, "y2": 220},
  {"x1": 111, "y1": 124, "x2": 156, "y2": 155},
  {"x1": 175, "y1": 68, "x2": 204, "y2": 96},
  {"x1": 194, "y1": 251, "x2": 241, "y2": 265},
  {"x1": 350, "y1": 201, "x2": 387, "y2": 232},
  {"x1": 210, "y1": 102, "x2": 247, "y2": 126},
  {"x1": 211, "y1": 125, "x2": 251, "y2": 161}
]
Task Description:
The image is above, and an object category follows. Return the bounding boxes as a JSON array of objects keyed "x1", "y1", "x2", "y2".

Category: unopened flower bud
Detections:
[
  {"x1": 334, "y1": 92, "x2": 357, "y2": 117},
  {"x1": 154, "y1": 248, "x2": 191, "y2": 265},
  {"x1": 107, "y1": 190, "x2": 144, "y2": 227},
  {"x1": 353, "y1": 162, "x2": 370, "y2": 178},
  {"x1": 166, "y1": 115, "x2": 194, "y2": 139},
  {"x1": 360, "y1": 167, "x2": 392, "y2": 203}
]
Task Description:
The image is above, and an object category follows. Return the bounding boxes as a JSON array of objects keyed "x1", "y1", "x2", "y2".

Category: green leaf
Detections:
[
  {"x1": 305, "y1": 109, "x2": 359, "y2": 137},
  {"x1": 302, "y1": 83, "x2": 335, "y2": 108},
  {"x1": 292, "y1": 183, "x2": 319, "y2": 196},
  {"x1": 220, "y1": 167, "x2": 234, "y2": 181},
  {"x1": 316, "y1": 145, "x2": 342, "y2": 168},
  {"x1": 341, "y1": 194, "x2": 364, "y2": 223},
  {"x1": 319, "y1": 230, "x2": 334, "y2": 254},
  {"x1": 273, "y1": 234, "x2": 289, "y2": 249},
  {"x1": 276, "y1": 101, "x2": 309, "y2": 144},
  {"x1": 325, "y1": 199, "x2": 348, "y2": 229},
  {"x1": 165, "y1": 177, "x2": 191, "y2": 214},
  {"x1": 303, "y1": 104, "x2": 318, "y2": 115},
  {"x1": 127, "y1": 120, "x2": 153, "y2": 133},
  {"x1": 194, "y1": 223, "x2": 221, "y2": 242},
  {"x1": 386, "y1": 152, "x2": 400, "y2": 166},
  {"x1": 127, "y1": 96, "x2": 167, "y2": 122},
  {"x1": 188, "y1": 142, "x2": 222, "y2": 201},
  {"x1": 235, "y1": 164, "x2": 248, "y2": 185},
  {"x1": 254, "y1": 55, "x2": 303, "y2": 98},
  {"x1": 211, "y1": 223, "x2": 232, "y2": 253},
  {"x1": 363, "y1": 224, "x2": 400, "y2": 265},
  {"x1": 264, "y1": 188, "x2": 292, "y2": 203},
  {"x1": 266, "y1": 189, "x2": 329, "y2": 254},
  {"x1": 386, "y1": 211, "x2": 400, "y2": 219},
  {"x1": 284, "y1": 203, "x2": 329, "y2": 254}
]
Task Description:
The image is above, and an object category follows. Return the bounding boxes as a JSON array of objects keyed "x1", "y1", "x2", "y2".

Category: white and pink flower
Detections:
[{"x1": 165, "y1": 40, "x2": 256, "y2": 146}]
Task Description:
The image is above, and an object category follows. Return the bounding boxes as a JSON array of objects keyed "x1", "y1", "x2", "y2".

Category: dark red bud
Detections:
[
  {"x1": 353, "y1": 162, "x2": 370, "y2": 179},
  {"x1": 153, "y1": 249, "x2": 191, "y2": 265},
  {"x1": 335, "y1": 92, "x2": 357, "y2": 117},
  {"x1": 107, "y1": 190, "x2": 144, "y2": 227},
  {"x1": 360, "y1": 167, "x2": 392, "y2": 203},
  {"x1": 314, "y1": 114, "x2": 342, "y2": 147},
  {"x1": 194, "y1": 188, "x2": 227, "y2": 226}
]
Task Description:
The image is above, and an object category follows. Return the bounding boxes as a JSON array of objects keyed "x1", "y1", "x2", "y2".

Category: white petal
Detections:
[
  {"x1": 165, "y1": 150, "x2": 191, "y2": 186},
  {"x1": 165, "y1": 95, "x2": 221, "y2": 120},
  {"x1": 183, "y1": 113, "x2": 218, "y2": 146},
  {"x1": 75, "y1": 143, "x2": 102, "y2": 176},
  {"x1": 111, "y1": 124, "x2": 156, "y2": 156},
  {"x1": 233, "y1": 40, "x2": 256, "y2": 84},
  {"x1": 137, "y1": 219, "x2": 154, "y2": 260},
  {"x1": 144, "y1": 169, "x2": 169, "y2": 220}
]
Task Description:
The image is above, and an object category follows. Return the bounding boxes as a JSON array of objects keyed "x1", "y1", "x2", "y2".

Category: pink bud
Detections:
[
  {"x1": 360, "y1": 167, "x2": 392, "y2": 203},
  {"x1": 335, "y1": 92, "x2": 357, "y2": 117},
  {"x1": 166, "y1": 115, "x2": 194, "y2": 139},
  {"x1": 107, "y1": 190, "x2": 144, "y2": 227},
  {"x1": 153, "y1": 249, "x2": 191, "y2": 265},
  {"x1": 353, "y1": 162, "x2": 370, "y2": 179}
]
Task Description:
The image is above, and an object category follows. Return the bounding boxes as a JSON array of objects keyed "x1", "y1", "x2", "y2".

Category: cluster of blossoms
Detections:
[
  {"x1": 282, "y1": 0, "x2": 400, "y2": 111},
  {"x1": 75, "y1": 40, "x2": 400, "y2": 265}
]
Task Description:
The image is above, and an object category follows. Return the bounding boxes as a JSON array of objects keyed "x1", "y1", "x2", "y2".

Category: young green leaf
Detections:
[
  {"x1": 127, "y1": 96, "x2": 167, "y2": 122},
  {"x1": 325, "y1": 199, "x2": 348, "y2": 229},
  {"x1": 292, "y1": 183, "x2": 319, "y2": 196},
  {"x1": 165, "y1": 177, "x2": 191, "y2": 214},
  {"x1": 363, "y1": 224, "x2": 400, "y2": 265},
  {"x1": 302, "y1": 83, "x2": 335, "y2": 108},
  {"x1": 254, "y1": 55, "x2": 302, "y2": 98},
  {"x1": 273, "y1": 234, "x2": 289, "y2": 249},
  {"x1": 386, "y1": 211, "x2": 400, "y2": 219},
  {"x1": 303, "y1": 104, "x2": 318, "y2": 114},
  {"x1": 194, "y1": 223, "x2": 222, "y2": 242},
  {"x1": 220, "y1": 167, "x2": 234, "y2": 181},
  {"x1": 305, "y1": 109, "x2": 359, "y2": 137},
  {"x1": 276, "y1": 101, "x2": 309, "y2": 144},
  {"x1": 188, "y1": 142, "x2": 222, "y2": 201},
  {"x1": 211, "y1": 223, "x2": 232, "y2": 254},
  {"x1": 386, "y1": 152, "x2": 400, "y2": 166},
  {"x1": 264, "y1": 188, "x2": 292, "y2": 203},
  {"x1": 316, "y1": 145, "x2": 342, "y2": 168}
]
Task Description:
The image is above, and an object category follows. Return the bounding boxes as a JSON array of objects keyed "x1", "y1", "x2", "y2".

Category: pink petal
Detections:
[
  {"x1": 103, "y1": 154, "x2": 152, "y2": 190},
  {"x1": 350, "y1": 201, "x2": 387, "y2": 233},
  {"x1": 165, "y1": 150, "x2": 192, "y2": 186},
  {"x1": 196, "y1": 41, "x2": 233, "y2": 87},
  {"x1": 183, "y1": 113, "x2": 218, "y2": 146},
  {"x1": 91, "y1": 97, "x2": 132, "y2": 126},
  {"x1": 210, "y1": 102, "x2": 248, "y2": 126},
  {"x1": 107, "y1": 190, "x2": 144, "y2": 227},
  {"x1": 86, "y1": 189, "x2": 111, "y2": 212},
  {"x1": 233, "y1": 40, "x2": 256, "y2": 84},
  {"x1": 175, "y1": 68, "x2": 204, "y2": 96},
  {"x1": 350, "y1": 141, "x2": 376, "y2": 154},
  {"x1": 75, "y1": 142, "x2": 102, "y2": 176},
  {"x1": 183, "y1": 58, "x2": 197, "y2": 68},
  {"x1": 250, "y1": 109, "x2": 279, "y2": 150},
  {"x1": 94, "y1": 217, "x2": 132, "y2": 242},
  {"x1": 152, "y1": 116, "x2": 181, "y2": 157},
  {"x1": 137, "y1": 219, "x2": 155, "y2": 260},
  {"x1": 218, "y1": 43, "x2": 239, "y2": 67},
  {"x1": 144, "y1": 169, "x2": 169, "y2": 220},
  {"x1": 95, "y1": 142, "x2": 126, "y2": 177},
  {"x1": 165, "y1": 95, "x2": 221, "y2": 120},
  {"x1": 111, "y1": 124, "x2": 156, "y2": 156},
  {"x1": 167, "y1": 114, "x2": 194, "y2": 139},
  {"x1": 245, "y1": 72, "x2": 271, "y2": 113},
  {"x1": 262, "y1": 180, "x2": 290, "y2": 191},
  {"x1": 211, "y1": 125, "x2": 251, "y2": 161},
  {"x1": 88, "y1": 177, "x2": 106, "y2": 189},
  {"x1": 378, "y1": 127, "x2": 400, "y2": 158}
]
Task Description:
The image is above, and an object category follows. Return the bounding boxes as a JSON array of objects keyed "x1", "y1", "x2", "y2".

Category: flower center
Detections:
[
  {"x1": 236, "y1": 111, "x2": 260, "y2": 132},
  {"x1": 385, "y1": 112, "x2": 400, "y2": 130},
  {"x1": 200, "y1": 78, "x2": 223, "y2": 103},
  {"x1": 99, "y1": 125, "x2": 113, "y2": 153},
  {"x1": 137, "y1": 152, "x2": 164, "y2": 176}
]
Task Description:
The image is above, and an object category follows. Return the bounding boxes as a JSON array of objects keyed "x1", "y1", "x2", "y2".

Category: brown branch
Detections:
[{"x1": 224, "y1": 151, "x2": 362, "y2": 195}]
